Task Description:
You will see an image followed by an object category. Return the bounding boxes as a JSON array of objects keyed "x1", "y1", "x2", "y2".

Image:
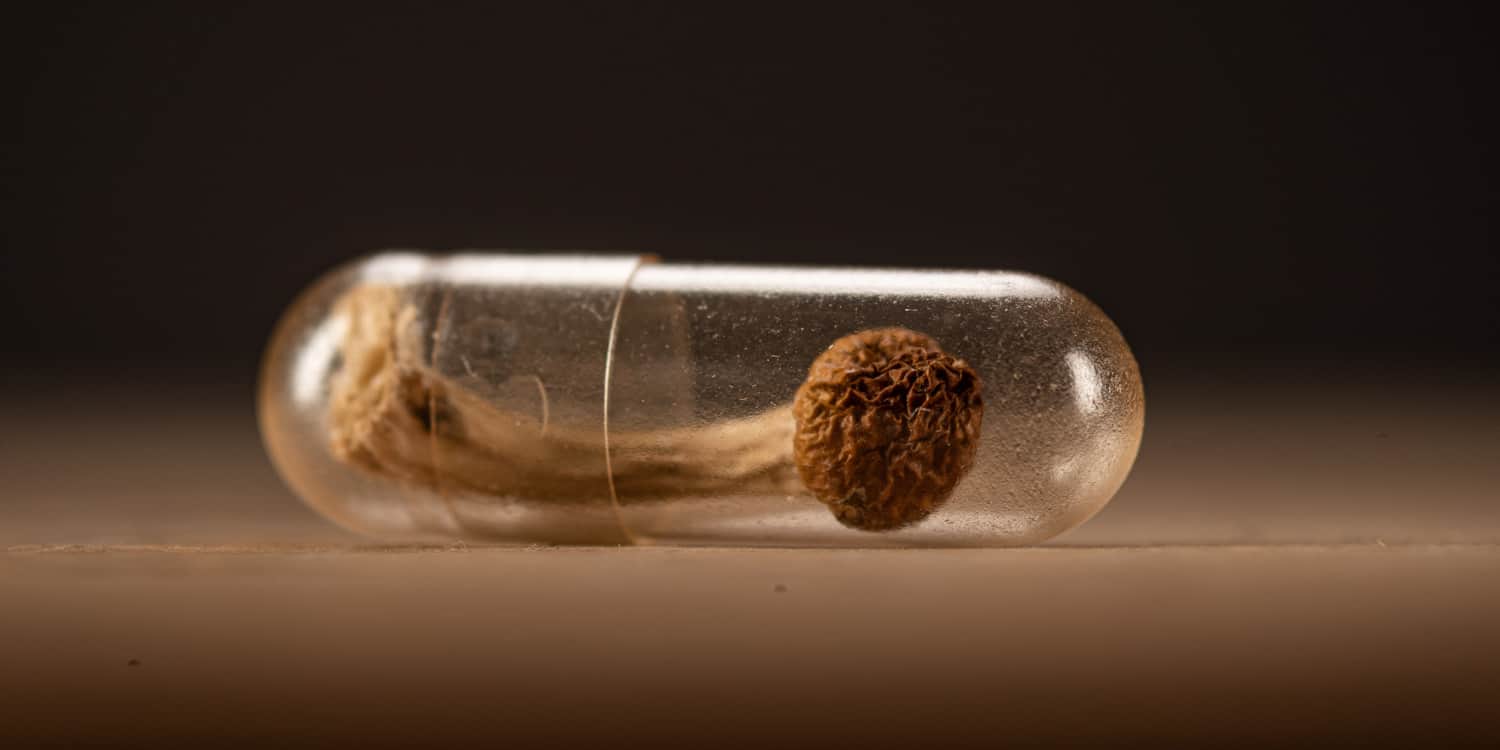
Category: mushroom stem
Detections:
[{"x1": 327, "y1": 285, "x2": 802, "y2": 504}]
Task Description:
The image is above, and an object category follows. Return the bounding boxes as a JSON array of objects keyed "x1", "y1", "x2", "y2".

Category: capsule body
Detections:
[{"x1": 259, "y1": 252, "x2": 1143, "y2": 546}]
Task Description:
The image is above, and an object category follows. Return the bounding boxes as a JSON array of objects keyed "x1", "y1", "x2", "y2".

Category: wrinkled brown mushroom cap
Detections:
[{"x1": 792, "y1": 327, "x2": 984, "y2": 531}]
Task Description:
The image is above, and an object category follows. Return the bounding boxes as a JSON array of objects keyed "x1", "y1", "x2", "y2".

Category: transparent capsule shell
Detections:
[{"x1": 258, "y1": 252, "x2": 1144, "y2": 546}]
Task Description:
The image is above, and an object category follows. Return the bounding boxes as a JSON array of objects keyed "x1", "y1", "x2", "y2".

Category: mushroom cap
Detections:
[{"x1": 792, "y1": 327, "x2": 984, "y2": 531}]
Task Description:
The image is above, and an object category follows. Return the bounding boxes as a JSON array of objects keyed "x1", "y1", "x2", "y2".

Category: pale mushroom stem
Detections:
[{"x1": 326, "y1": 285, "x2": 803, "y2": 504}]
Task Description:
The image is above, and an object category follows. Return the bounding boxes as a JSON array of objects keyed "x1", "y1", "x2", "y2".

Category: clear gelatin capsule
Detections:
[{"x1": 259, "y1": 253, "x2": 1144, "y2": 546}]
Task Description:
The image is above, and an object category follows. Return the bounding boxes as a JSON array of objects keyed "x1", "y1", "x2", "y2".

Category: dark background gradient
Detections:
[
  {"x1": 3, "y1": 4, "x2": 1497, "y2": 747},
  {"x1": 5, "y1": 3, "x2": 1495, "y2": 384}
]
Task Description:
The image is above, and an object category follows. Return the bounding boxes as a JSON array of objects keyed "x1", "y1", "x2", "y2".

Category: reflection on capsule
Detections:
[{"x1": 259, "y1": 252, "x2": 1143, "y2": 547}]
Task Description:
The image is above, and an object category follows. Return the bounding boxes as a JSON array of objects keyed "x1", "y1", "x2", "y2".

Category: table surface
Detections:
[{"x1": 3, "y1": 374, "x2": 1497, "y2": 746}]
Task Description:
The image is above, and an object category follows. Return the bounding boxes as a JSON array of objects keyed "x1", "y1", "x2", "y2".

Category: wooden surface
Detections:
[{"x1": 2, "y1": 374, "x2": 1497, "y2": 746}]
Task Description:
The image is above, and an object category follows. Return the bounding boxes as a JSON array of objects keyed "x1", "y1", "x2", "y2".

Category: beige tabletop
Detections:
[{"x1": 3, "y1": 371, "x2": 1497, "y2": 746}]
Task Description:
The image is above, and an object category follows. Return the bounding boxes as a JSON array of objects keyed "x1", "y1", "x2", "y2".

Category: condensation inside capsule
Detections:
[{"x1": 258, "y1": 252, "x2": 1144, "y2": 547}]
